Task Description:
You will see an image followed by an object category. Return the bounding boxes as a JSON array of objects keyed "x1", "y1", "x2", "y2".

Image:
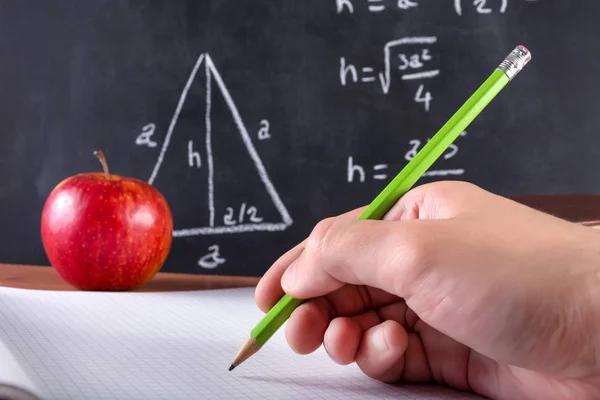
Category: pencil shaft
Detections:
[
  {"x1": 234, "y1": 46, "x2": 531, "y2": 368},
  {"x1": 250, "y1": 72, "x2": 510, "y2": 347},
  {"x1": 359, "y1": 69, "x2": 509, "y2": 221},
  {"x1": 251, "y1": 294, "x2": 303, "y2": 345}
]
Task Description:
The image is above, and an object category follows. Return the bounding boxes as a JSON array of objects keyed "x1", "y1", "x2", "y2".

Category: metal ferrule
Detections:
[{"x1": 497, "y1": 45, "x2": 532, "y2": 80}]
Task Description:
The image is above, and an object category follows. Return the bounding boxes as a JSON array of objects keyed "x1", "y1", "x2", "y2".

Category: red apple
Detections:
[{"x1": 41, "y1": 151, "x2": 173, "y2": 290}]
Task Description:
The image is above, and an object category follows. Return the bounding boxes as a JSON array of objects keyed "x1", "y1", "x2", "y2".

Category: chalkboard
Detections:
[{"x1": 1, "y1": 1, "x2": 599, "y2": 277}]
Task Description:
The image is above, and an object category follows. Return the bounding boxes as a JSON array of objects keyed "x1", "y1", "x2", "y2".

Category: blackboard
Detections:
[{"x1": 1, "y1": 1, "x2": 599, "y2": 277}]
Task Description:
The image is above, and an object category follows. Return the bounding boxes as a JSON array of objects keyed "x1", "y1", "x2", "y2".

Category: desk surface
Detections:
[{"x1": 0, "y1": 264, "x2": 260, "y2": 292}]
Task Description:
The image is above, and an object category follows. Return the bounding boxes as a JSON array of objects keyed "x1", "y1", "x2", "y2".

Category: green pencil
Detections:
[{"x1": 229, "y1": 45, "x2": 531, "y2": 371}]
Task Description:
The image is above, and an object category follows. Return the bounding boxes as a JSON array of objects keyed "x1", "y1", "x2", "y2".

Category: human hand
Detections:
[{"x1": 255, "y1": 181, "x2": 600, "y2": 400}]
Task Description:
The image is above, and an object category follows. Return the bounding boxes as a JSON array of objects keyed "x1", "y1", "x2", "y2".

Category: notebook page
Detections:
[
  {"x1": 0, "y1": 339, "x2": 40, "y2": 400},
  {"x1": 0, "y1": 286, "x2": 486, "y2": 400}
]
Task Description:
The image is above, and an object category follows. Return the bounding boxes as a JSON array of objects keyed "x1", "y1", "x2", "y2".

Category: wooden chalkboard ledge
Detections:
[{"x1": 0, "y1": 264, "x2": 259, "y2": 292}]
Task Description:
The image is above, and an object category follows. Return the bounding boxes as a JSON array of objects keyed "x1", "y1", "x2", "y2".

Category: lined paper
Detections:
[{"x1": 0, "y1": 286, "x2": 486, "y2": 399}]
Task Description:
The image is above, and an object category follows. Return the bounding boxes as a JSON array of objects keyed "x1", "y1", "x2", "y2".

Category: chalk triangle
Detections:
[{"x1": 148, "y1": 53, "x2": 293, "y2": 237}]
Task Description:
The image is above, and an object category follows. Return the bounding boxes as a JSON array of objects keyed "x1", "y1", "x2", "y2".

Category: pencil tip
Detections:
[{"x1": 230, "y1": 337, "x2": 260, "y2": 372}]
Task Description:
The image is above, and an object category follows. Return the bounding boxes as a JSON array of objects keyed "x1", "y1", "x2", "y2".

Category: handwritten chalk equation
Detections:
[
  {"x1": 455, "y1": 0, "x2": 507, "y2": 16},
  {"x1": 340, "y1": 36, "x2": 438, "y2": 110},
  {"x1": 336, "y1": 0, "x2": 418, "y2": 14},
  {"x1": 347, "y1": 131, "x2": 468, "y2": 183},
  {"x1": 336, "y1": 0, "x2": 536, "y2": 16}
]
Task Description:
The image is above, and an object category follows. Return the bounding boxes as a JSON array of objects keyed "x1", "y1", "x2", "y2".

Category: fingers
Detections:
[
  {"x1": 288, "y1": 306, "x2": 436, "y2": 384},
  {"x1": 392, "y1": 332, "x2": 434, "y2": 382},
  {"x1": 281, "y1": 215, "x2": 447, "y2": 300},
  {"x1": 311, "y1": 285, "x2": 398, "y2": 318},
  {"x1": 327, "y1": 319, "x2": 433, "y2": 384},
  {"x1": 284, "y1": 295, "x2": 408, "y2": 358},
  {"x1": 284, "y1": 300, "x2": 330, "y2": 355},
  {"x1": 320, "y1": 316, "x2": 409, "y2": 380},
  {"x1": 323, "y1": 317, "x2": 362, "y2": 365},
  {"x1": 354, "y1": 320, "x2": 409, "y2": 382}
]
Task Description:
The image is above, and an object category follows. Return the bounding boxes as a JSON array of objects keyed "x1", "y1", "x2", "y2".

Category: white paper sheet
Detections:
[
  {"x1": 0, "y1": 286, "x2": 486, "y2": 399},
  {"x1": 0, "y1": 339, "x2": 40, "y2": 400}
]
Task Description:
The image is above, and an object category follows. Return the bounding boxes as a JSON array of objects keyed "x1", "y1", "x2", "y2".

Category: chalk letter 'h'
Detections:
[
  {"x1": 188, "y1": 140, "x2": 201, "y2": 168},
  {"x1": 347, "y1": 156, "x2": 365, "y2": 182},
  {"x1": 340, "y1": 57, "x2": 358, "y2": 86}
]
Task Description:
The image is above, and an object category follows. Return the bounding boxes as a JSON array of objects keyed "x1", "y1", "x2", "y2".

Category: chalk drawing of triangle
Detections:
[{"x1": 148, "y1": 53, "x2": 293, "y2": 237}]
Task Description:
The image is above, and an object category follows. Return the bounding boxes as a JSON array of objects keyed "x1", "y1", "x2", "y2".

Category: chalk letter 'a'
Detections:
[
  {"x1": 136, "y1": 123, "x2": 157, "y2": 148},
  {"x1": 258, "y1": 119, "x2": 271, "y2": 140}
]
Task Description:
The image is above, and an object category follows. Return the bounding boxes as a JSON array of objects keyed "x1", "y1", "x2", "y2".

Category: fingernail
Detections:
[
  {"x1": 281, "y1": 261, "x2": 297, "y2": 291},
  {"x1": 371, "y1": 325, "x2": 388, "y2": 352}
]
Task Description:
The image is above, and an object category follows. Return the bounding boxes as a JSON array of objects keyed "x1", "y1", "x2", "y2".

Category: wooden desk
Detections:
[{"x1": 2, "y1": 193, "x2": 600, "y2": 292}]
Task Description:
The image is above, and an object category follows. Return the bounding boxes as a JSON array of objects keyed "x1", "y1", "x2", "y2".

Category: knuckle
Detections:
[
  {"x1": 389, "y1": 228, "x2": 434, "y2": 294},
  {"x1": 410, "y1": 181, "x2": 481, "y2": 219},
  {"x1": 405, "y1": 242, "x2": 429, "y2": 275},
  {"x1": 305, "y1": 217, "x2": 337, "y2": 259}
]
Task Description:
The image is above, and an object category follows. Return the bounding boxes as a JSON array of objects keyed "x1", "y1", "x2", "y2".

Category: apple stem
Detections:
[{"x1": 93, "y1": 150, "x2": 110, "y2": 180}]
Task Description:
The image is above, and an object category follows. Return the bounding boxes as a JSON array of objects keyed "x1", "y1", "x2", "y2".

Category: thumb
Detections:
[
  {"x1": 281, "y1": 215, "x2": 447, "y2": 300},
  {"x1": 280, "y1": 181, "x2": 474, "y2": 299}
]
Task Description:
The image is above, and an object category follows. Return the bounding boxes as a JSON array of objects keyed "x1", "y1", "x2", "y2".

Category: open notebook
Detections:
[{"x1": 0, "y1": 286, "x2": 486, "y2": 399}]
